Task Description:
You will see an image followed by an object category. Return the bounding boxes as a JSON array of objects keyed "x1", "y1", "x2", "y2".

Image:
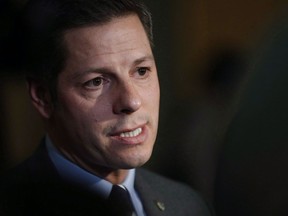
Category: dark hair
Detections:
[{"x1": 14, "y1": 0, "x2": 153, "y2": 99}]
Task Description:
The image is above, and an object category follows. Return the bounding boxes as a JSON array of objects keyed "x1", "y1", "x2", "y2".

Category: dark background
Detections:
[{"x1": 1, "y1": 0, "x2": 288, "y2": 215}]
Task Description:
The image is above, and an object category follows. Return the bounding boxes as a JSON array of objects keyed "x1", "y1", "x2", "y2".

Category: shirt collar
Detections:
[{"x1": 45, "y1": 135, "x2": 136, "y2": 199}]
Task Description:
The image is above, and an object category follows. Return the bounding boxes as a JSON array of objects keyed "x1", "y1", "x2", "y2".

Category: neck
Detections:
[{"x1": 103, "y1": 169, "x2": 129, "y2": 185}]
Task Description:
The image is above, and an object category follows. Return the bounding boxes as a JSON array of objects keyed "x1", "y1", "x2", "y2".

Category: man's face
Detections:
[{"x1": 48, "y1": 15, "x2": 160, "y2": 173}]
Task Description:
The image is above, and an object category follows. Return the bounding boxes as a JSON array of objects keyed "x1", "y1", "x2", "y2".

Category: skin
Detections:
[{"x1": 29, "y1": 14, "x2": 160, "y2": 184}]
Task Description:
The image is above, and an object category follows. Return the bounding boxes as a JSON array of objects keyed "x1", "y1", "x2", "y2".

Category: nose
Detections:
[{"x1": 113, "y1": 81, "x2": 142, "y2": 115}]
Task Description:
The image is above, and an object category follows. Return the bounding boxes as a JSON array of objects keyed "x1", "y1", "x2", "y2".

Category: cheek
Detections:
[
  {"x1": 89, "y1": 99, "x2": 113, "y2": 122},
  {"x1": 60, "y1": 91, "x2": 109, "y2": 116},
  {"x1": 146, "y1": 82, "x2": 160, "y2": 107}
]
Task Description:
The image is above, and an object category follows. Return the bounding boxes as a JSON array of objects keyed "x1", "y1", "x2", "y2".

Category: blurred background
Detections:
[{"x1": 1, "y1": 0, "x2": 288, "y2": 215}]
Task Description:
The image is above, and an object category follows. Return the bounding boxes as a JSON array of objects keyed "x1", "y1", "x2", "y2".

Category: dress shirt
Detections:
[{"x1": 46, "y1": 136, "x2": 145, "y2": 216}]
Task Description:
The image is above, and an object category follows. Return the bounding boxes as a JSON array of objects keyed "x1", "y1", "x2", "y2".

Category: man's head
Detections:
[
  {"x1": 20, "y1": 0, "x2": 153, "y2": 100},
  {"x1": 25, "y1": 0, "x2": 160, "y2": 183}
]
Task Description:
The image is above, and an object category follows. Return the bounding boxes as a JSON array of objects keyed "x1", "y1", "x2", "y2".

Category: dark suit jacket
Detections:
[{"x1": 0, "y1": 144, "x2": 212, "y2": 216}]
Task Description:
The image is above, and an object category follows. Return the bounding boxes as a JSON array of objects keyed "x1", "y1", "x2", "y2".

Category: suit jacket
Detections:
[{"x1": 0, "y1": 144, "x2": 212, "y2": 216}]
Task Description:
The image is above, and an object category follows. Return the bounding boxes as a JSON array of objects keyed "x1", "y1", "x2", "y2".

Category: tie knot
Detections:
[
  {"x1": 110, "y1": 185, "x2": 129, "y2": 199},
  {"x1": 107, "y1": 185, "x2": 136, "y2": 216}
]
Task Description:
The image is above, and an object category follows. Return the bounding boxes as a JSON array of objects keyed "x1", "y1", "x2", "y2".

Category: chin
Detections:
[{"x1": 117, "y1": 151, "x2": 152, "y2": 169}]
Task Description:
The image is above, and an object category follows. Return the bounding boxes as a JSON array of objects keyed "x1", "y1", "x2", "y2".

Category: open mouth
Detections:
[{"x1": 120, "y1": 128, "x2": 142, "y2": 138}]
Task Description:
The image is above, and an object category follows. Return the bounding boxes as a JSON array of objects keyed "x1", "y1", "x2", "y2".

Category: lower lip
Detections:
[{"x1": 111, "y1": 126, "x2": 148, "y2": 145}]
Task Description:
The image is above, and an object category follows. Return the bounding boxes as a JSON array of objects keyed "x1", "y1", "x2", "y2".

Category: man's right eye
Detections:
[{"x1": 84, "y1": 77, "x2": 104, "y2": 88}]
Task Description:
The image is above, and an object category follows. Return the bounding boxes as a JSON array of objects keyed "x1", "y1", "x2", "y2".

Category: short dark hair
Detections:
[{"x1": 14, "y1": 0, "x2": 153, "y2": 99}]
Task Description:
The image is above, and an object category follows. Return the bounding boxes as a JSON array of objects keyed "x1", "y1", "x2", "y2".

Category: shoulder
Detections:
[
  {"x1": 1, "y1": 143, "x2": 56, "y2": 184},
  {"x1": 136, "y1": 168, "x2": 202, "y2": 200},
  {"x1": 0, "y1": 144, "x2": 59, "y2": 202},
  {"x1": 136, "y1": 168, "x2": 214, "y2": 216}
]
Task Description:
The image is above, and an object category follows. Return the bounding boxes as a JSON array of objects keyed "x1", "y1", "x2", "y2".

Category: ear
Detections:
[{"x1": 27, "y1": 78, "x2": 54, "y2": 119}]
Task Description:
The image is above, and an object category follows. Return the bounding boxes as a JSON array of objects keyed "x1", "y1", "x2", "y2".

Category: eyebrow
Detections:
[
  {"x1": 133, "y1": 55, "x2": 155, "y2": 66},
  {"x1": 70, "y1": 54, "x2": 155, "y2": 80}
]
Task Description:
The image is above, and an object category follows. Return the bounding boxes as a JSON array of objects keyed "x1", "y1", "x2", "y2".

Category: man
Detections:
[{"x1": 0, "y1": 0, "x2": 212, "y2": 215}]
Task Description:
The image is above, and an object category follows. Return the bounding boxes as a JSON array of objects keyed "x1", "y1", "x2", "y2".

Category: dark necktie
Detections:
[{"x1": 107, "y1": 185, "x2": 136, "y2": 216}]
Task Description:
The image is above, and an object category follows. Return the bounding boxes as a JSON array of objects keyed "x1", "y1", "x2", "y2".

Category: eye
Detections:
[
  {"x1": 84, "y1": 77, "x2": 106, "y2": 88},
  {"x1": 137, "y1": 67, "x2": 150, "y2": 76}
]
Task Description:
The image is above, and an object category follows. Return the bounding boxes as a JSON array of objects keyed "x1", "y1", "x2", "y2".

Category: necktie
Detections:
[{"x1": 107, "y1": 185, "x2": 136, "y2": 216}]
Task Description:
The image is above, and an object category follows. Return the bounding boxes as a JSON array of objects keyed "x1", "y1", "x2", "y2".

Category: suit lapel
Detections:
[
  {"x1": 19, "y1": 141, "x2": 109, "y2": 215},
  {"x1": 135, "y1": 169, "x2": 166, "y2": 215}
]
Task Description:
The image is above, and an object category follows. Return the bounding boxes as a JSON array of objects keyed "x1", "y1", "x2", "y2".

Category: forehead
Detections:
[
  {"x1": 60, "y1": 14, "x2": 153, "y2": 77},
  {"x1": 63, "y1": 14, "x2": 151, "y2": 57}
]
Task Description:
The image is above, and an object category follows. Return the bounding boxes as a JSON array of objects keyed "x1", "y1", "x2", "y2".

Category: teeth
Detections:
[{"x1": 120, "y1": 128, "x2": 142, "y2": 138}]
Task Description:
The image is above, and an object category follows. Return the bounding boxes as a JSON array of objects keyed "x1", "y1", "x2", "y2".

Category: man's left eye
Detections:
[{"x1": 137, "y1": 67, "x2": 149, "y2": 76}]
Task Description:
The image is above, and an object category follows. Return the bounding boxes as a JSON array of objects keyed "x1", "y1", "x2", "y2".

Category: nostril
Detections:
[
  {"x1": 120, "y1": 108, "x2": 134, "y2": 114},
  {"x1": 113, "y1": 98, "x2": 142, "y2": 115}
]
